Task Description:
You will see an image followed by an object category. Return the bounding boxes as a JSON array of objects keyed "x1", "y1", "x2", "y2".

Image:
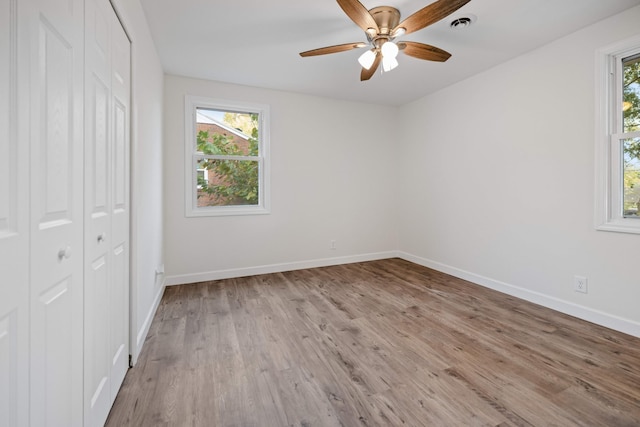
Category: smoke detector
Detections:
[{"x1": 450, "y1": 14, "x2": 477, "y2": 29}]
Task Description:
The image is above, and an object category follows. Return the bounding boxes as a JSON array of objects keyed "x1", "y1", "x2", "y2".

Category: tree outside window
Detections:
[
  {"x1": 622, "y1": 54, "x2": 640, "y2": 217},
  {"x1": 196, "y1": 110, "x2": 259, "y2": 207}
]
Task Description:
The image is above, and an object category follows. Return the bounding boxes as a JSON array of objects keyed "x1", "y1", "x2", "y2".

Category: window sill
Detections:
[
  {"x1": 596, "y1": 218, "x2": 640, "y2": 234},
  {"x1": 186, "y1": 205, "x2": 270, "y2": 218}
]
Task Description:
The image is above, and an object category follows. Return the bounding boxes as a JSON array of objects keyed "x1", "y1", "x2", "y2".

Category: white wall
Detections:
[
  {"x1": 163, "y1": 75, "x2": 398, "y2": 284},
  {"x1": 160, "y1": 7, "x2": 640, "y2": 338},
  {"x1": 397, "y1": 6, "x2": 640, "y2": 336},
  {"x1": 111, "y1": 0, "x2": 164, "y2": 363}
]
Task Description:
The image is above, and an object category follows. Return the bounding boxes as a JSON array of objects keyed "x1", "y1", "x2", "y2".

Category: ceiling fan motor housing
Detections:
[{"x1": 368, "y1": 6, "x2": 401, "y2": 36}]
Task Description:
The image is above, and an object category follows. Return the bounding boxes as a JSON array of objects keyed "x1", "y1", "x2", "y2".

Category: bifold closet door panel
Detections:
[
  {"x1": 84, "y1": 0, "x2": 114, "y2": 422},
  {"x1": 0, "y1": 0, "x2": 29, "y2": 424},
  {"x1": 108, "y1": 6, "x2": 131, "y2": 403},
  {"x1": 84, "y1": 0, "x2": 131, "y2": 424},
  {"x1": 28, "y1": 0, "x2": 86, "y2": 425}
]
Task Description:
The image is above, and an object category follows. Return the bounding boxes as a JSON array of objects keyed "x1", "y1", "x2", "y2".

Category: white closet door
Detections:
[
  {"x1": 84, "y1": 0, "x2": 130, "y2": 424},
  {"x1": 84, "y1": 0, "x2": 112, "y2": 422},
  {"x1": 0, "y1": 0, "x2": 29, "y2": 425},
  {"x1": 28, "y1": 0, "x2": 85, "y2": 425},
  {"x1": 109, "y1": 4, "x2": 131, "y2": 402}
]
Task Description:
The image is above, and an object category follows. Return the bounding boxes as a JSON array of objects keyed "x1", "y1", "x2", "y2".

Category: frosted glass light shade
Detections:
[
  {"x1": 358, "y1": 49, "x2": 376, "y2": 70},
  {"x1": 381, "y1": 41, "x2": 399, "y2": 58},
  {"x1": 382, "y1": 56, "x2": 399, "y2": 72}
]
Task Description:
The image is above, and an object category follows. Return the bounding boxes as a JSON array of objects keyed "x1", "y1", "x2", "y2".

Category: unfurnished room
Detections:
[{"x1": 1, "y1": 0, "x2": 640, "y2": 426}]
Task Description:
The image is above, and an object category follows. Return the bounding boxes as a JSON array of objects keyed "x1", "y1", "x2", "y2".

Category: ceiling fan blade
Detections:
[
  {"x1": 337, "y1": 0, "x2": 379, "y2": 33},
  {"x1": 394, "y1": 0, "x2": 471, "y2": 36},
  {"x1": 360, "y1": 52, "x2": 381, "y2": 81},
  {"x1": 299, "y1": 42, "x2": 366, "y2": 57},
  {"x1": 398, "y1": 41, "x2": 451, "y2": 62}
]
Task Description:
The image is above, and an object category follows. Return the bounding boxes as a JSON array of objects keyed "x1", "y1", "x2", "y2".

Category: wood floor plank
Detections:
[{"x1": 106, "y1": 258, "x2": 640, "y2": 426}]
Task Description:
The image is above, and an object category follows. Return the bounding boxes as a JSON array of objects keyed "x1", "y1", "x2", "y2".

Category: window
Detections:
[
  {"x1": 595, "y1": 37, "x2": 640, "y2": 234},
  {"x1": 185, "y1": 96, "x2": 270, "y2": 217}
]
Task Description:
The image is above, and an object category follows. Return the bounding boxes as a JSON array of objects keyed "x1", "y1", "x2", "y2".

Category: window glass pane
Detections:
[
  {"x1": 623, "y1": 137, "x2": 640, "y2": 218},
  {"x1": 196, "y1": 168, "x2": 206, "y2": 189},
  {"x1": 196, "y1": 158, "x2": 259, "y2": 207},
  {"x1": 196, "y1": 108, "x2": 258, "y2": 157},
  {"x1": 623, "y1": 54, "x2": 640, "y2": 133}
]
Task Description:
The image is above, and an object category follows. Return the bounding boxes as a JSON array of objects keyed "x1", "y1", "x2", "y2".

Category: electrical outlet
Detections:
[
  {"x1": 330, "y1": 240, "x2": 337, "y2": 250},
  {"x1": 574, "y1": 276, "x2": 588, "y2": 293}
]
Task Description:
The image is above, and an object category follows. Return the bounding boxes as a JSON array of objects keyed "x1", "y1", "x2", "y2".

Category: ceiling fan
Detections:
[{"x1": 299, "y1": 0, "x2": 471, "y2": 81}]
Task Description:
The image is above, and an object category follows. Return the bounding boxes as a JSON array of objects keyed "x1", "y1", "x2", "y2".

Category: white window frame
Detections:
[
  {"x1": 595, "y1": 36, "x2": 640, "y2": 234},
  {"x1": 184, "y1": 95, "x2": 270, "y2": 217}
]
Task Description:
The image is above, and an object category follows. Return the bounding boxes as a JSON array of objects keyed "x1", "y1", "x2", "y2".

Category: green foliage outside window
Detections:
[
  {"x1": 624, "y1": 58, "x2": 640, "y2": 133},
  {"x1": 196, "y1": 114, "x2": 260, "y2": 206},
  {"x1": 623, "y1": 58, "x2": 640, "y2": 215}
]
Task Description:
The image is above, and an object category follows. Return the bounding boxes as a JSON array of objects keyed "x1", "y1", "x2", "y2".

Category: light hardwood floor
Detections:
[{"x1": 106, "y1": 258, "x2": 640, "y2": 426}]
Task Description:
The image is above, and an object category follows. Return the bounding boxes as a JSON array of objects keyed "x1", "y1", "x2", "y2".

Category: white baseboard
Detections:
[
  {"x1": 131, "y1": 279, "x2": 165, "y2": 365},
  {"x1": 164, "y1": 251, "x2": 398, "y2": 286},
  {"x1": 398, "y1": 251, "x2": 640, "y2": 338}
]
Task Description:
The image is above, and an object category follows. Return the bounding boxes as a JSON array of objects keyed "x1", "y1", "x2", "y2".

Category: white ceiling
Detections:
[{"x1": 139, "y1": 0, "x2": 640, "y2": 106}]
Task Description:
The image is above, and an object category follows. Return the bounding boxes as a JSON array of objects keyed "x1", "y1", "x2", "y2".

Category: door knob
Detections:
[
  {"x1": 58, "y1": 246, "x2": 72, "y2": 260},
  {"x1": 97, "y1": 233, "x2": 107, "y2": 243}
]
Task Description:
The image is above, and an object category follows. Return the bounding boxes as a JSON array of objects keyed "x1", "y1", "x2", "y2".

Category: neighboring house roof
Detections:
[{"x1": 196, "y1": 111, "x2": 250, "y2": 141}]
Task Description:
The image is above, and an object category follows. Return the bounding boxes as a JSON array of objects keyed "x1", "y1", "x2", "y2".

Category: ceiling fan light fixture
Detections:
[
  {"x1": 366, "y1": 28, "x2": 378, "y2": 38},
  {"x1": 381, "y1": 41, "x2": 399, "y2": 58},
  {"x1": 382, "y1": 56, "x2": 399, "y2": 72},
  {"x1": 358, "y1": 49, "x2": 377, "y2": 70},
  {"x1": 391, "y1": 27, "x2": 406, "y2": 38}
]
